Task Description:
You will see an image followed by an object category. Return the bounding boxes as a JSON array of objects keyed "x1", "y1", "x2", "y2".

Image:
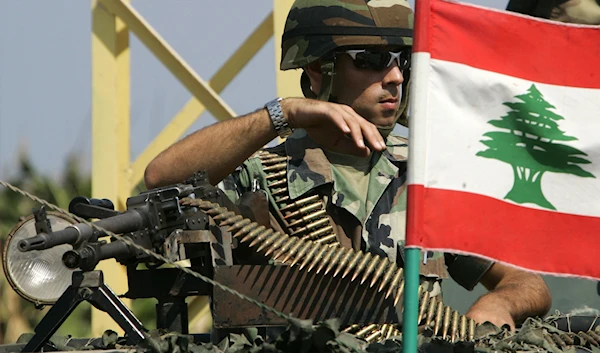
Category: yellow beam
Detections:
[
  {"x1": 129, "y1": 13, "x2": 274, "y2": 189},
  {"x1": 91, "y1": 0, "x2": 131, "y2": 336},
  {"x1": 274, "y1": 0, "x2": 302, "y2": 98},
  {"x1": 99, "y1": 0, "x2": 236, "y2": 123}
]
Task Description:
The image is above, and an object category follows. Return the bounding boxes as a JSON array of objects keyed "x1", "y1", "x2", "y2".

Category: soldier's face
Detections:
[{"x1": 332, "y1": 47, "x2": 406, "y2": 127}]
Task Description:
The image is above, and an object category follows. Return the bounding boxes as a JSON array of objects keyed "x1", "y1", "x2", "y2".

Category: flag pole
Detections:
[
  {"x1": 402, "y1": 248, "x2": 421, "y2": 353},
  {"x1": 403, "y1": 0, "x2": 430, "y2": 351}
]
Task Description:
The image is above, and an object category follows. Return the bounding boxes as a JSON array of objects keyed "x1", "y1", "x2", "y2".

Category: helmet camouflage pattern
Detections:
[{"x1": 281, "y1": 0, "x2": 414, "y2": 70}]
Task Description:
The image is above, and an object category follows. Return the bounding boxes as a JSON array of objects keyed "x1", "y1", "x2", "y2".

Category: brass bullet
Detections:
[
  {"x1": 264, "y1": 234, "x2": 291, "y2": 256},
  {"x1": 221, "y1": 214, "x2": 243, "y2": 227},
  {"x1": 468, "y1": 319, "x2": 475, "y2": 341},
  {"x1": 587, "y1": 331, "x2": 600, "y2": 342},
  {"x1": 268, "y1": 179, "x2": 287, "y2": 188},
  {"x1": 426, "y1": 296, "x2": 437, "y2": 327},
  {"x1": 247, "y1": 228, "x2": 274, "y2": 248},
  {"x1": 252, "y1": 230, "x2": 278, "y2": 249},
  {"x1": 460, "y1": 315, "x2": 467, "y2": 341},
  {"x1": 385, "y1": 269, "x2": 404, "y2": 299},
  {"x1": 341, "y1": 324, "x2": 360, "y2": 334},
  {"x1": 309, "y1": 245, "x2": 337, "y2": 273},
  {"x1": 356, "y1": 324, "x2": 378, "y2": 337},
  {"x1": 359, "y1": 255, "x2": 382, "y2": 285},
  {"x1": 315, "y1": 246, "x2": 340, "y2": 274},
  {"x1": 393, "y1": 280, "x2": 405, "y2": 307},
  {"x1": 212, "y1": 210, "x2": 236, "y2": 222},
  {"x1": 276, "y1": 195, "x2": 290, "y2": 203},
  {"x1": 323, "y1": 247, "x2": 347, "y2": 276},
  {"x1": 233, "y1": 222, "x2": 260, "y2": 239},
  {"x1": 451, "y1": 311, "x2": 459, "y2": 343},
  {"x1": 304, "y1": 226, "x2": 334, "y2": 240},
  {"x1": 273, "y1": 237, "x2": 300, "y2": 260},
  {"x1": 240, "y1": 225, "x2": 266, "y2": 243},
  {"x1": 442, "y1": 306, "x2": 451, "y2": 339},
  {"x1": 417, "y1": 291, "x2": 429, "y2": 324},
  {"x1": 305, "y1": 245, "x2": 330, "y2": 272},
  {"x1": 205, "y1": 206, "x2": 227, "y2": 216},
  {"x1": 332, "y1": 248, "x2": 355, "y2": 277},
  {"x1": 342, "y1": 252, "x2": 369, "y2": 279},
  {"x1": 365, "y1": 330, "x2": 382, "y2": 343},
  {"x1": 265, "y1": 170, "x2": 287, "y2": 180},
  {"x1": 288, "y1": 209, "x2": 327, "y2": 228},
  {"x1": 290, "y1": 217, "x2": 330, "y2": 236},
  {"x1": 377, "y1": 263, "x2": 400, "y2": 292},
  {"x1": 580, "y1": 332, "x2": 598, "y2": 346},
  {"x1": 263, "y1": 162, "x2": 287, "y2": 172},
  {"x1": 279, "y1": 195, "x2": 320, "y2": 212},
  {"x1": 299, "y1": 244, "x2": 322, "y2": 270},
  {"x1": 314, "y1": 233, "x2": 336, "y2": 244},
  {"x1": 434, "y1": 302, "x2": 444, "y2": 336},
  {"x1": 227, "y1": 218, "x2": 251, "y2": 232},
  {"x1": 271, "y1": 187, "x2": 288, "y2": 196},
  {"x1": 289, "y1": 241, "x2": 314, "y2": 267},
  {"x1": 263, "y1": 156, "x2": 288, "y2": 165},
  {"x1": 551, "y1": 333, "x2": 567, "y2": 348},
  {"x1": 560, "y1": 332, "x2": 574, "y2": 345},
  {"x1": 369, "y1": 257, "x2": 391, "y2": 288},
  {"x1": 284, "y1": 202, "x2": 323, "y2": 219},
  {"x1": 279, "y1": 238, "x2": 308, "y2": 263}
]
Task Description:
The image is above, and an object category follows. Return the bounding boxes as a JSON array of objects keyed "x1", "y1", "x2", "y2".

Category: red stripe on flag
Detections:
[
  {"x1": 415, "y1": 0, "x2": 600, "y2": 88},
  {"x1": 413, "y1": 0, "x2": 431, "y2": 53},
  {"x1": 407, "y1": 184, "x2": 600, "y2": 279}
]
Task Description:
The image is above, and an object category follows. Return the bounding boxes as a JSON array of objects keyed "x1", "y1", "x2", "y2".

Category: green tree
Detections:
[{"x1": 477, "y1": 84, "x2": 594, "y2": 210}]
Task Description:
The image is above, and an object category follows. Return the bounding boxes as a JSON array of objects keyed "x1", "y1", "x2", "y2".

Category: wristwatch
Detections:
[{"x1": 265, "y1": 97, "x2": 293, "y2": 138}]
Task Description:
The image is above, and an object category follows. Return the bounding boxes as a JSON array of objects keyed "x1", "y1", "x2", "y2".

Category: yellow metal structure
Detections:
[
  {"x1": 91, "y1": 0, "x2": 132, "y2": 336},
  {"x1": 91, "y1": 0, "x2": 300, "y2": 336}
]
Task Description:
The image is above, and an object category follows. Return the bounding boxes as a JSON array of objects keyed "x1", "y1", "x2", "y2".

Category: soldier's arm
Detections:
[
  {"x1": 144, "y1": 97, "x2": 385, "y2": 188},
  {"x1": 465, "y1": 263, "x2": 551, "y2": 330},
  {"x1": 144, "y1": 104, "x2": 276, "y2": 188}
]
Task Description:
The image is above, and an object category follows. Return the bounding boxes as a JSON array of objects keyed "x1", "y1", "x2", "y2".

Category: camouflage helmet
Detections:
[{"x1": 281, "y1": 0, "x2": 414, "y2": 70}]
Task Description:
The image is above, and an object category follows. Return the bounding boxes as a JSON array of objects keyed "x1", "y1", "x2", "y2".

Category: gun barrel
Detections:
[{"x1": 18, "y1": 209, "x2": 149, "y2": 252}]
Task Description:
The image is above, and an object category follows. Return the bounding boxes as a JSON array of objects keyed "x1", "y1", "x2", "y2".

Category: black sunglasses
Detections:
[{"x1": 343, "y1": 49, "x2": 411, "y2": 71}]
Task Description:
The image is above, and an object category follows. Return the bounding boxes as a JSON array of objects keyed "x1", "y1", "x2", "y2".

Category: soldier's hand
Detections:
[{"x1": 283, "y1": 98, "x2": 387, "y2": 157}]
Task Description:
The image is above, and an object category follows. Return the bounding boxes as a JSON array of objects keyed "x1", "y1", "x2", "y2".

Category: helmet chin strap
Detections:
[{"x1": 301, "y1": 60, "x2": 336, "y2": 102}]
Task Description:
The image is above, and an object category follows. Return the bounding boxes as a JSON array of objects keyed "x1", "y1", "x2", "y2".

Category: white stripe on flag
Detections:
[{"x1": 423, "y1": 59, "x2": 600, "y2": 217}]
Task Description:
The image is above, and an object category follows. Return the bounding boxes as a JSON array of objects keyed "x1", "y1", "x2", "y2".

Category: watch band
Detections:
[{"x1": 265, "y1": 97, "x2": 293, "y2": 138}]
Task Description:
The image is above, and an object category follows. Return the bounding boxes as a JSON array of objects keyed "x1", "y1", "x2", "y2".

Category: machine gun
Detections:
[
  {"x1": 3, "y1": 172, "x2": 242, "y2": 351},
  {"x1": 3, "y1": 171, "x2": 483, "y2": 352}
]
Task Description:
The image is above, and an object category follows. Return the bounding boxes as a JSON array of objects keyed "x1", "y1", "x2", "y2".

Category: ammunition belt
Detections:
[
  {"x1": 257, "y1": 150, "x2": 337, "y2": 244},
  {"x1": 182, "y1": 197, "x2": 479, "y2": 343},
  {"x1": 545, "y1": 330, "x2": 600, "y2": 349}
]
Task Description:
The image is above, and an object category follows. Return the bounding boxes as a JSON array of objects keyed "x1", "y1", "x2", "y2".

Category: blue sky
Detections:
[{"x1": 0, "y1": 0, "x2": 507, "y2": 180}]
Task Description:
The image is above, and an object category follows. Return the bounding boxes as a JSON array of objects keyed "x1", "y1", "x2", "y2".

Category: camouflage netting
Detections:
[{"x1": 17, "y1": 315, "x2": 600, "y2": 353}]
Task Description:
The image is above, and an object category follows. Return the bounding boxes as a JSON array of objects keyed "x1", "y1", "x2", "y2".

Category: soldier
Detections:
[{"x1": 145, "y1": 0, "x2": 551, "y2": 331}]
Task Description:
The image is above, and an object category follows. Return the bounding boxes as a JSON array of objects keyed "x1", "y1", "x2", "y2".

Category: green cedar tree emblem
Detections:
[{"x1": 476, "y1": 84, "x2": 595, "y2": 210}]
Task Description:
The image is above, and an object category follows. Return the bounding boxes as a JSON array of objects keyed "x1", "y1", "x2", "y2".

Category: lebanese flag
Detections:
[{"x1": 406, "y1": 0, "x2": 600, "y2": 279}]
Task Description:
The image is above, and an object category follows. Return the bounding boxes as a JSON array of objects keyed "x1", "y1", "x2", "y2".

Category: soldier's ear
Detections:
[{"x1": 304, "y1": 61, "x2": 323, "y2": 94}]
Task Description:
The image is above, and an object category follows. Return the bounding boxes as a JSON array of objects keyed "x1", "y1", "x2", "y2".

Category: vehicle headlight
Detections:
[{"x1": 2, "y1": 212, "x2": 76, "y2": 305}]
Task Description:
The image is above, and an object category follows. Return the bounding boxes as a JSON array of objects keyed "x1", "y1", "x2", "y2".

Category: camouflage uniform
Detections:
[{"x1": 221, "y1": 129, "x2": 492, "y2": 293}]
